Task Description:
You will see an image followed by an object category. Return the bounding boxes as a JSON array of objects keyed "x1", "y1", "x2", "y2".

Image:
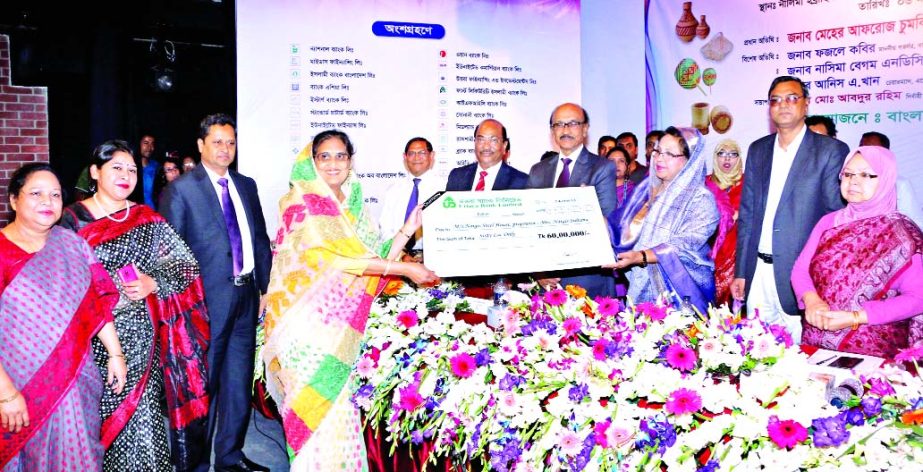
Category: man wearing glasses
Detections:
[
  {"x1": 446, "y1": 118, "x2": 528, "y2": 191},
  {"x1": 527, "y1": 102, "x2": 617, "y2": 298},
  {"x1": 379, "y1": 137, "x2": 446, "y2": 261},
  {"x1": 732, "y1": 76, "x2": 849, "y2": 342}
]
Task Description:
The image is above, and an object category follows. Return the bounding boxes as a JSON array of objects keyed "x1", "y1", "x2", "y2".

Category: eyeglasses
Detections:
[
  {"x1": 840, "y1": 171, "x2": 879, "y2": 182},
  {"x1": 315, "y1": 152, "x2": 350, "y2": 162},
  {"x1": 651, "y1": 149, "x2": 685, "y2": 160},
  {"x1": 717, "y1": 151, "x2": 739, "y2": 158},
  {"x1": 475, "y1": 136, "x2": 502, "y2": 145},
  {"x1": 405, "y1": 150, "x2": 431, "y2": 158},
  {"x1": 550, "y1": 120, "x2": 586, "y2": 130},
  {"x1": 164, "y1": 167, "x2": 180, "y2": 173},
  {"x1": 768, "y1": 95, "x2": 803, "y2": 106},
  {"x1": 183, "y1": 163, "x2": 196, "y2": 170}
]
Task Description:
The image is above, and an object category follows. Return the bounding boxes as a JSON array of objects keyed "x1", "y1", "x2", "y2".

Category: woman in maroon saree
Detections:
[
  {"x1": 1, "y1": 164, "x2": 126, "y2": 471},
  {"x1": 793, "y1": 146, "x2": 923, "y2": 358},
  {"x1": 59, "y1": 140, "x2": 210, "y2": 471}
]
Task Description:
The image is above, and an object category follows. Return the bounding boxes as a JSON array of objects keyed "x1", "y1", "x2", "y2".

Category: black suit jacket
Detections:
[
  {"x1": 159, "y1": 165, "x2": 272, "y2": 325},
  {"x1": 526, "y1": 147, "x2": 617, "y2": 298},
  {"x1": 734, "y1": 129, "x2": 848, "y2": 314},
  {"x1": 445, "y1": 162, "x2": 529, "y2": 191}
]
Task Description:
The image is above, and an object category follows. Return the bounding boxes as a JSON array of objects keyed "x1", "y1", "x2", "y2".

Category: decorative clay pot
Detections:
[
  {"x1": 697, "y1": 15, "x2": 710, "y2": 39},
  {"x1": 676, "y1": 2, "x2": 699, "y2": 43}
]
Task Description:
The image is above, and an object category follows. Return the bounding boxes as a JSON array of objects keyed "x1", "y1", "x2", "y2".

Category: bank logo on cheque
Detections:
[{"x1": 442, "y1": 196, "x2": 456, "y2": 209}]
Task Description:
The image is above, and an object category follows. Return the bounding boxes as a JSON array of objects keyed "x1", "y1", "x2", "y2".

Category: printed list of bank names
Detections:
[
  {"x1": 306, "y1": 45, "x2": 372, "y2": 131},
  {"x1": 451, "y1": 51, "x2": 539, "y2": 165}
]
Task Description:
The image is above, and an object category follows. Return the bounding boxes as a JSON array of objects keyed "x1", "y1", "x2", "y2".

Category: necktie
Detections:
[
  {"x1": 556, "y1": 157, "x2": 572, "y2": 188},
  {"x1": 217, "y1": 178, "x2": 244, "y2": 276},
  {"x1": 475, "y1": 170, "x2": 488, "y2": 191},
  {"x1": 404, "y1": 178, "x2": 420, "y2": 223}
]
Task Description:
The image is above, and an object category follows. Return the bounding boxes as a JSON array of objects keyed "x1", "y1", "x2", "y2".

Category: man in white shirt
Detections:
[
  {"x1": 378, "y1": 137, "x2": 444, "y2": 259},
  {"x1": 732, "y1": 77, "x2": 849, "y2": 342}
]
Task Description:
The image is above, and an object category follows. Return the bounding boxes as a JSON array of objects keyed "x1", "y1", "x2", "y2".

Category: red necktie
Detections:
[{"x1": 475, "y1": 170, "x2": 488, "y2": 191}]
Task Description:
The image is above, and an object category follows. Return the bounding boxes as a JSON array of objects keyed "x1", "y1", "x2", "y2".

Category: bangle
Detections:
[
  {"x1": 109, "y1": 353, "x2": 125, "y2": 359},
  {"x1": 639, "y1": 250, "x2": 648, "y2": 268},
  {"x1": 851, "y1": 311, "x2": 860, "y2": 331},
  {"x1": 151, "y1": 283, "x2": 160, "y2": 295},
  {"x1": 383, "y1": 259, "x2": 393, "y2": 277},
  {"x1": 0, "y1": 391, "x2": 20, "y2": 404}
]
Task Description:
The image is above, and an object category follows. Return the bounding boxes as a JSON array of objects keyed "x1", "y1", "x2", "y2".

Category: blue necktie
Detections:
[
  {"x1": 217, "y1": 178, "x2": 243, "y2": 275},
  {"x1": 556, "y1": 157, "x2": 572, "y2": 188},
  {"x1": 404, "y1": 178, "x2": 420, "y2": 223}
]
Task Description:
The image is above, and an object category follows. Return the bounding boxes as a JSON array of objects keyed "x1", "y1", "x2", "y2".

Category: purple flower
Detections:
[
  {"x1": 568, "y1": 383, "x2": 589, "y2": 403},
  {"x1": 499, "y1": 374, "x2": 523, "y2": 391},
  {"x1": 428, "y1": 288, "x2": 447, "y2": 299},
  {"x1": 475, "y1": 348, "x2": 491, "y2": 367},
  {"x1": 768, "y1": 324, "x2": 794, "y2": 348},
  {"x1": 865, "y1": 376, "x2": 896, "y2": 397},
  {"x1": 845, "y1": 407, "x2": 865, "y2": 426},
  {"x1": 410, "y1": 430, "x2": 425, "y2": 444},
  {"x1": 635, "y1": 415, "x2": 676, "y2": 454},
  {"x1": 811, "y1": 414, "x2": 850, "y2": 448},
  {"x1": 861, "y1": 396, "x2": 882, "y2": 417},
  {"x1": 699, "y1": 460, "x2": 720, "y2": 472}
]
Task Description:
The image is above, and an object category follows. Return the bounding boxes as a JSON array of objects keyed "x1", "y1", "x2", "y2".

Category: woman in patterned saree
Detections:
[
  {"x1": 261, "y1": 130, "x2": 438, "y2": 471},
  {"x1": 607, "y1": 127, "x2": 719, "y2": 312},
  {"x1": 794, "y1": 146, "x2": 923, "y2": 358},
  {"x1": 1, "y1": 163, "x2": 126, "y2": 470},
  {"x1": 59, "y1": 140, "x2": 210, "y2": 471}
]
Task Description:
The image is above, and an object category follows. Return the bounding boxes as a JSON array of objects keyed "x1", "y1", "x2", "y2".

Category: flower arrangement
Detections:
[{"x1": 351, "y1": 281, "x2": 923, "y2": 471}]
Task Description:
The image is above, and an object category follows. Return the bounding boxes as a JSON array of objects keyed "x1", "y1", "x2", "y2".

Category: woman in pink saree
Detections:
[
  {"x1": 0, "y1": 164, "x2": 126, "y2": 471},
  {"x1": 793, "y1": 146, "x2": 923, "y2": 358}
]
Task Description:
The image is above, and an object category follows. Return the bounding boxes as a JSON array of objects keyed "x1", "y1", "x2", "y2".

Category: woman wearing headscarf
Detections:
[
  {"x1": 793, "y1": 146, "x2": 923, "y2": 358},
  {"x1": 260, "y1": 130, "x2": 438, "y2": 471},
  {"x1": 607, "y1": 127, "x2": 719, "y2": 312},
  {"x1": 705, "y1": 139, "x2": 744, "y2": 306},
  {"x1": 1, "y1": 163, "x2": 126, "y2": 470},
  {"x1": 59, "y1": 140, "x2": 210, "y2": 471}
]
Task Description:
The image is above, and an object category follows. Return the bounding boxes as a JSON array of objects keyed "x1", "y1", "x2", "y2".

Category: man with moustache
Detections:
[
  {"x1": 160, "y1": 114, "x2": 272, "y2": 472},
  {"x1": 732, "y1": 76, "x2": 848, "y2": 342},
  {"x1": 446, "y1": 118, "x2": 528, "y2": 191},
  {"x1": 378, "y1": 137, "x2": 445, "y2": 259},
  {"x1": 527, "y1": 102, "x2": 617, "y2": 298}
]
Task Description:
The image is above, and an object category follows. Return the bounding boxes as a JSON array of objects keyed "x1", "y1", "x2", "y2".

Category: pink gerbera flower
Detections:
[
  {"x1": 355, "y1": 356, "x2": 375, "y2": 378},
  {"x1": 558, "y1": 431, "x2": 583, "y2": 456},
  {"x1": 895, "y1": 345, "x2": 923, "y2": 363},
  {"x1": 665, "y1": 343, "x2": 697, "y2": 371},
  {"x1": 397, "y1": 384, "x2": 424, "y2": 411},
  {"x1": 767, "y1": 416, "x2": 808, "y2": 449},
  {"x1": 636, "y1": 302, "x2": 667, "y2": 321},
  {"x1": 544, "y1": 289, "x2": 568, "y2": 306},
  {"x1": 562, "y1": 317, "x2": 582, "y2": 336},
  {"x1": 396, "y1": 310, "x2": 419, "y2": 329},
  {"x1": 595, "y1": 297, "x2": 621, "y2": 316},
  {"x1": 665, "y1": 388, "x2": 702, "y2": 416},
  {"x1": 450, "y1": 353, "x2": 477, "y2": 378}
]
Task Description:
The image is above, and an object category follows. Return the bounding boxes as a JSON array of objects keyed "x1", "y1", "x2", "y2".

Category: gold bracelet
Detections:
[
  {"x1": 109, "y1": 353, "x2": 125, "y2": 359},
  {"x1": 0, "y1": 391, "x2": 20, "y2": 404},
  {"x1": 851, "y1": 311, "x2": 860, "y2": 331}
]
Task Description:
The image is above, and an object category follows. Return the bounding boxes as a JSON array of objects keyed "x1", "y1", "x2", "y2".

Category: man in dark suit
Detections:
[
  {"x1": 732, "y1": 76, "x2": 848, "y2": 343},
  {"x1": 446, "y1": 118, "x2": 528, "y2": 191},
  {"x1": 160, "y1": 114, "x2": 272, "y2": 472},
  {"x1": 527, "y1": 102, "x2": 617, "y2": 298}
]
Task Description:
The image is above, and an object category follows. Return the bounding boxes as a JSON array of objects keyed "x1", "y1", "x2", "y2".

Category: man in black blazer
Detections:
[
  {"x1": 445, "y1": 119, "x2": 529, "y2": 191},
  {"x1": 527, "y1": 103, "x2": 617, "y2": 298},
  {"x1": 160, "y1": 114, "x2": 272, "y2": 472},
  {"x1": 732, "y1": 77, "x2": 848, "y2": 342}
]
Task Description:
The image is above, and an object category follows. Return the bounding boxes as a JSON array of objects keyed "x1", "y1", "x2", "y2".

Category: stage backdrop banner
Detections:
[
  {"x1": 646, "y1": 0, "x2": 922, "y2": 201},
  {"x1": 237, "y1": 0, "x2": 583, "y2": 238}
]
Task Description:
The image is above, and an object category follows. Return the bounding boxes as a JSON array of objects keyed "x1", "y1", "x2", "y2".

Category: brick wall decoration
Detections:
[{"x1": 0, "y1": 34, "x2": 50, "y2": 226}]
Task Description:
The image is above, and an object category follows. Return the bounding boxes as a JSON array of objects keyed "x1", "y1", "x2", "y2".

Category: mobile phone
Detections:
[
  {"x1": 422, "y1": 191, "x2": 446, "y2": 210},
  {"x1": 828, "y1": 356, "x2": 863, "y2": 370},
  {"x1": 117, "y1": 264, "x2": 139, "y2": 284}
]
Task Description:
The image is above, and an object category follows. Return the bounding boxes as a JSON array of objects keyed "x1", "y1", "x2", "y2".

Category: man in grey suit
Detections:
[
  {"x1": 731, "y1": 76, "x2": 848, "y2": 342},
  {"x1": 446, "y1": 118, "x2": 529, "y2": 191},
  {"x1": 160, "y1": 114, "x2": 272, "y2": 472},
  {"x1": 527, "y1": 103, "x2": 617, "y2": 298}
]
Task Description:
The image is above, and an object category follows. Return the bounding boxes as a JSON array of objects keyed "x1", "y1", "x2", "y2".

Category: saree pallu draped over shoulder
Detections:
[
  {"x1": 0, "y1": 227, "x2": 117, "y2": 470},
  {"x1": 801, "y1": 214, "x2": 923, "y2": 358}
]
